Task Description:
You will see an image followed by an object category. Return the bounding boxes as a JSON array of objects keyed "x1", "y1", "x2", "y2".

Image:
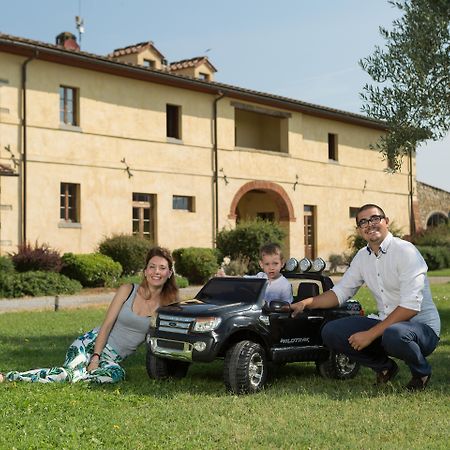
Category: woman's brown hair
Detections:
[{"x1": 139, "y1": 246, "x2": 179, "y2": 305}]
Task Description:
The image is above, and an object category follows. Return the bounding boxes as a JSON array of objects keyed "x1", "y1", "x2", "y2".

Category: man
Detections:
[{"x1": 290, "y1": 204, "x2": 440, "y2": 390}]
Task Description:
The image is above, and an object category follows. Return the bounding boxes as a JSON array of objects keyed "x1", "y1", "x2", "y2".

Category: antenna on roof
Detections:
[
  {"x1": 75, "y1": 0, "x2": 84, "y2": 46},
  {"x1": 75, "y1": 16, "x2": 84, "y2": 44}
]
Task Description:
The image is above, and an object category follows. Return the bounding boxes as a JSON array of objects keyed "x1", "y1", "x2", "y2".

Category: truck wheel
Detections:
[
  {"x1": 316, "y1": 351, "x2": 360, "y2": 380},
  {"x1": 146, "y1": 351, "x2": 190, "y2": 379},
  {"x1": 223, "y1": 340, "x2": 267, "y2": 394}
]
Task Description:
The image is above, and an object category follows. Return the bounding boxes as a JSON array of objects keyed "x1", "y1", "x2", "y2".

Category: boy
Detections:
[{"x1": 218, "y1": 243, "x2": 293, "y2": 304}]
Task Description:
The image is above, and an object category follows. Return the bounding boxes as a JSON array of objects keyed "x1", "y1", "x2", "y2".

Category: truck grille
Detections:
[{"x1": 158, "y1": 313, "x2": 195, "y2": 334}]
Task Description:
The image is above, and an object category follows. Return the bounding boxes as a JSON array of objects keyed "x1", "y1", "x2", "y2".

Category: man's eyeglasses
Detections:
[{"x1": 357, "y1": 214, "x2": 385, "y2": 229}]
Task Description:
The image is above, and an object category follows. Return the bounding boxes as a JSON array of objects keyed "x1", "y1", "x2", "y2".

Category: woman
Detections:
[{"x1": 0, "y1": 246, "x2": 179, "y2": 384}]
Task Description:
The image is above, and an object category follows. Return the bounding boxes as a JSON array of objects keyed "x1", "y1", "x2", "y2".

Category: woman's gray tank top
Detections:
[{"x1": 107, "y1": 284, "x2": 150, "y2": 359}]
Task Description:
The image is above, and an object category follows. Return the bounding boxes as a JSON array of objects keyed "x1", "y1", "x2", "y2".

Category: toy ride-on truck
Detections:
[{"x1": 146, "y1": 257, "x2": 364, "y2": 394}]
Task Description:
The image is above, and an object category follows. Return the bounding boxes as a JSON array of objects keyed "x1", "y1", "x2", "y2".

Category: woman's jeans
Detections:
[{"x1": 322, "y1": 316, "x2": 439, "y2": 377}]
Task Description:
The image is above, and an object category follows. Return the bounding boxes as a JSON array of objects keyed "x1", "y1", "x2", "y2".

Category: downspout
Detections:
[
  {"x1": 408, "y1": 147, "x2": 416, "y2": 236},
  {"x1": 212, "y1": 91, "x2": 225, "y2": 245},
  {"x1": 21, "y1": 51, "x2": 38, "y2": 244}
]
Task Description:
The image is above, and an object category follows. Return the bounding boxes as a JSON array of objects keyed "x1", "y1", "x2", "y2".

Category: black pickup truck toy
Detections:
[{"x1": 146, "y1": 257, "x2": 363, "y2": 394}]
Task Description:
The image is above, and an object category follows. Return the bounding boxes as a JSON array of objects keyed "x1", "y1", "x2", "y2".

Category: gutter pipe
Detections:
[
  {"x1": 21, "y1": 50, "x2": 38, "y2": 244},
  {"x1": 213, "y1": 91, "x2": 225, "y2": 245}
]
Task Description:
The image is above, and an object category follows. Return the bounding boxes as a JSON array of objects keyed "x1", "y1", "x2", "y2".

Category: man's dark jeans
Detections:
[{"x1": 321, "y1": 316, "x2": 439, "y2": 376}]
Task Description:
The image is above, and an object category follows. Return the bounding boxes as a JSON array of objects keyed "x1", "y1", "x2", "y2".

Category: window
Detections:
[
  {"x1": 173, "y1": 195, "x2": 195, "y2": 212},
  {"x1": 60, "y1": 86, "x2": 78, "y2": 126},
  {"x1": 166, "y1": 104, "x2": 181, "y2": 139},
  {"x1": 132, "y1": 193, "x2": 155, "y2": 240},
  {"x1": 143, "y1": 59, "x2": 155, "y2": 68},
  {"x1": 60, "y1": 183, "x2": 80, "y2": 222},
  {"x1": 328, "y1": 133, "x2": 338, "y2": 161},
  {"x1": 233, "y1": 102, "x2": 290, "y2": 153},
  {"x1": 349, "y1": 207, "x2": 359, "y2": 219},
  {"x1": 198, "y1": 72, "x2": 210, "y2": 81}
]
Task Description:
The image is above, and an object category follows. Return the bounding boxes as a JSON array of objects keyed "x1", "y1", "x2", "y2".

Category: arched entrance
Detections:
[{"x1": 228, "y1": 181, "x2": 295, "y2": 254}]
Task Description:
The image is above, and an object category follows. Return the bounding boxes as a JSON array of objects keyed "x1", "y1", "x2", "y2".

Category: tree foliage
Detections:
[{"x1": 360, "y1": 0, "x2": 450, "y2": 170}]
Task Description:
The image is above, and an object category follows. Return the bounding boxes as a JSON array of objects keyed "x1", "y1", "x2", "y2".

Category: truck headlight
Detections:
[
  {"x1": 193, "y1": 317, "x2": 221, "y2": 332},
  {"x1": 284, "y1": 257, "x2": 298, "y2": 272},
  {"x1": 299, "y1": 257, "x2": 312, "y2": 272},
  {"x1": 311, "y1": 257, "x2": 326, "y2": 273},
  {"x1": 149, "y1": 314, "x2": 158, "y2": 328}
]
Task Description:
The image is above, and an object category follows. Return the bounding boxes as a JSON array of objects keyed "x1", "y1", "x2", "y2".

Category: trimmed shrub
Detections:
[
  {"x1": 216, "y1": 219, "x2": 285, "y2": 274},
  {"x1": 0, "y1": 271, "x2": 82, "y2": 298},
  {"x1": 412, "y1": 223, "x2": 450, "y2": 247},
  {"x1": 416, "y1": 246, "x2": 449, "y2": 270},
  {"x1": 174, "y1": 274, "x2": 189, "y2": 288},
  {"x1": 221, "y1": 256, "x2": 249, "y2": 276},
  {"x1": 98, "y1": 234, "x2": 151, "y2": 275},
  {"x1": 0, "y1": 255, "x2": 15, "y2": 274},
  {"x1": 108, "y1": 273, "x2": 189, "y2": 289},
  {"x1": 173, "y1": 247, "x2": 219, "y2": 284},
  {"x1": 61, "y1": 253, "x2": 122, "y2": 287},
  {"x1": 11, "y1": 242, "x2": 62, "y2": 273}
]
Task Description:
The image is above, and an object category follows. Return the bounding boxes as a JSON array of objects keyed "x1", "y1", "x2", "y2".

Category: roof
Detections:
[
  {"x1": 109, "y1": 40, "x2": 165, "y2": 60},
  {"x1": 170, "y1": 56, "x2": 217, "y2": 73},
  {"x1": 0, "y1": 32, "x2": 386, "y2": 131}
]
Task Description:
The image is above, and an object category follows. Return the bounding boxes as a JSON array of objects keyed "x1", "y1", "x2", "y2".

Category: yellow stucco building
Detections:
[{"x1": 0, "y1": 32, "x2": 415, "y2": 262}]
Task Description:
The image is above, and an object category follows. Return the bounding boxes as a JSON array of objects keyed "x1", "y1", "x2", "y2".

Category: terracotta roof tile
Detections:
[
  {"x1": 170, "y1": 56, "x2": 217, "y2": 72},
  {"x1": 110, "y1": 41, "x2": 165, "y2": 59}
]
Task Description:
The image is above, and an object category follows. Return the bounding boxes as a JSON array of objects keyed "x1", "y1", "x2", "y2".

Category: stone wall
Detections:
[{"x1": 416, "y1": 181, "x2": 450, "y2": 229}]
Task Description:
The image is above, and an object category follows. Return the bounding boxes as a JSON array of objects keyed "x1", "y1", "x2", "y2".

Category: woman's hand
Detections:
[{"x1": 87, "y1": 354, "x2": 100, "y2": 372}]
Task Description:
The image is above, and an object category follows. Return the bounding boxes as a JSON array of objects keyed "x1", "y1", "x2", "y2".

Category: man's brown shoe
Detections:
[
  {"x1": 406, "y1": 374, "x2": 431, "y2": 391},
  {"x1": 375, "y1": 360, "x2": 399, "y2": 385}
]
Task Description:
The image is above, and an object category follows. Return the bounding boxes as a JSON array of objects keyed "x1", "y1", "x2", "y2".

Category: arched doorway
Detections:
[
  {"x1": 228, "y1": 181, "x2": 295, "y2": 253},
  {"x1": 426, "y1": 212, "x2": 448, "y2": 228}
]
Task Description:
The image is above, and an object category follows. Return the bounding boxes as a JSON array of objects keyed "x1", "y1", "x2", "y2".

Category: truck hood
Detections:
[{"x1": 158, "y1": 299, "x2": 254, "y2": 317}]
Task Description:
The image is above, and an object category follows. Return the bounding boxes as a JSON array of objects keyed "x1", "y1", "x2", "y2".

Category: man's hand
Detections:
[
  {"x1": 290, "y1": 299, "x2": 309, "y2": 317},
  {"x1": 348, "y1": 330, "x2": 376, "y2": 351}
]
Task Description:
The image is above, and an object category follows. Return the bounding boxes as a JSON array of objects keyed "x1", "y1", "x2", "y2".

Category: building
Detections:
[
  {"x1": 0, "y1": 32, "x2": 416, "y2": 261},
  {"x1": 416, "y1": 182, "x2": 450, "y2": 229}
]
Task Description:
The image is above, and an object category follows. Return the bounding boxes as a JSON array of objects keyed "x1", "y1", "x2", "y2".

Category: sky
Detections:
[{"x1": 1, "y1": 0, "x2": 449, "y2": 191}]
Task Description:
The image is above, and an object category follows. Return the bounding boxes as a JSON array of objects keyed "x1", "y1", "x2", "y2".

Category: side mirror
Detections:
[{"x1": 264, "y1": 300, "x2": 291, "y2": 313}]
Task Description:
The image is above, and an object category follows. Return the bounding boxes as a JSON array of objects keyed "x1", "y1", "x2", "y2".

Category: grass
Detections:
[
  {"x1": 428, "y1": 268, "x2": 450, "y2": 277},
  {"x1": 0, "y1": 286, "x2": 449, "y2": 449}
]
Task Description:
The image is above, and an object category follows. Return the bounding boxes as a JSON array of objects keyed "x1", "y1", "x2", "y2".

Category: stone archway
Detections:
[{"x1": 228, "y1": 181, "x2": 296, "y2": 222}]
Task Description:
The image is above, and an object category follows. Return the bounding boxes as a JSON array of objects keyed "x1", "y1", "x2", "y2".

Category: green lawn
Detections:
[{"x1": 0, "y1": 285, "x2": 449, "y2": 449}]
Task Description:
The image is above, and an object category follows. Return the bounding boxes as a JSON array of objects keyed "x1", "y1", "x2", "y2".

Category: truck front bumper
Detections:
[{"x1": 147, "y1": 333, "x2": 219, "y2": 362}]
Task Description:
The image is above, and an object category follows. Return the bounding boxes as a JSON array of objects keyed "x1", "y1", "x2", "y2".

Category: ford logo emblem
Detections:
[{"x1": 169, "y1": 322, "x2": 177, "y2": 327}]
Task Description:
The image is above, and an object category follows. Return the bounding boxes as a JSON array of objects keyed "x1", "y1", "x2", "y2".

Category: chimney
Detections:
[{"x1": 55, "y1": 32, "x2": 80, "y2": 51}]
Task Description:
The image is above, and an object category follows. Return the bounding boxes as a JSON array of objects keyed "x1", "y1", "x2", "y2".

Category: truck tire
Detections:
[
  {"x1": 146, "y1": 351, "x2": 190, "y2": 379},
  {"x1": 223, "y1": 340, "x2": 267, "y2": 394},
  {"x1": 316, "y1": 351, "x2": 359, "y2": 379}
]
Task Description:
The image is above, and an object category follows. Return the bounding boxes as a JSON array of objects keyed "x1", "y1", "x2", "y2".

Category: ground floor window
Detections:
[
  {"x1": 60, "y1": 182, "x2": 80, "y2": 222},
  {"x1": 173, "y1": 195, "x2": 195, "y2": 212},
  {"x1": 132, "y1": 193, "x2": 155, "y2": 240}
]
